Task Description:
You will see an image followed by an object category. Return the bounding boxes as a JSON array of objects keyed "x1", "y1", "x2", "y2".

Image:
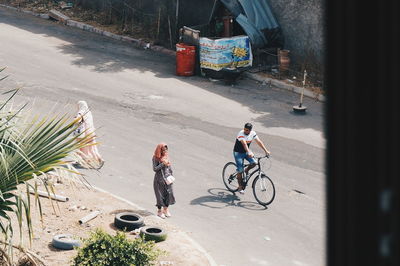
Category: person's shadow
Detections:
[{"x1": 190, "y1": 188, "x2": 268, "y2": 210}]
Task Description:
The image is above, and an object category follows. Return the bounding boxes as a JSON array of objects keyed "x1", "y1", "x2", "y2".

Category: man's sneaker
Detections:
[{"x1": 239, "y1": 189, "x2": 245, "y2": 194}]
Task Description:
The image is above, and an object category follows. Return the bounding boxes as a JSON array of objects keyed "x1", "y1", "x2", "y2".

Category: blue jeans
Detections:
[{"x1": 233, "y1": 152, "x2": 257, "y2": 173}]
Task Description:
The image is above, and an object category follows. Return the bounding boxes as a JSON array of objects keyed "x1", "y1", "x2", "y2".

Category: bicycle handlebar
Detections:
[{"x1": 254, "y1": 154, "x2": 270, "y2": 160}]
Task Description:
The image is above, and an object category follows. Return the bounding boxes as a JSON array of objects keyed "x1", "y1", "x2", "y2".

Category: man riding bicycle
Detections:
[{"x1": 233, "y1": 123, "x2": 270, "y2": 194}]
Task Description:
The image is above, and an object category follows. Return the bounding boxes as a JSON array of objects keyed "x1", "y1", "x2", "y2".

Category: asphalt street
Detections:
[{"x1": 1, "y1": 8, "x2": 326, "y2": 266}]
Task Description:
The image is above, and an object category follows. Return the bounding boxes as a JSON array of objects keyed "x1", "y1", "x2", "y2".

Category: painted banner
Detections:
[{"x1": 199, "y1": 35, "x2": 253, "y2": 71}]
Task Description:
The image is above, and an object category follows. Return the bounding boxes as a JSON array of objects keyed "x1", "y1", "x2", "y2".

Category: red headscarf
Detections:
[{"x1": 153, "y1": 143, "x2": 170, "y2": 166}]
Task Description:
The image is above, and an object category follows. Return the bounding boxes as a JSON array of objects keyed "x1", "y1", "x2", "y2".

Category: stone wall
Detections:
[{"x1": 267, "y1": 0, "x2": 324, "y2": 75}]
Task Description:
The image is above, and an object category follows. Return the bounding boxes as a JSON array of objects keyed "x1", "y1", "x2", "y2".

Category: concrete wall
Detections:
[{"x1": 267, "y1": 0, "x2": 325, "y2": 71}]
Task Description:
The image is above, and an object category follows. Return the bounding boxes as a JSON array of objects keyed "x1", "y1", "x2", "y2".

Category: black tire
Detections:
[
  {"x1": 252, "y1": 174, "x2": 275, "y2": 206},
  {"x1": 114, "y1": 212, "x2": 144, "y2": 231},
  {"x1": 222, "y1": 162, "x2": 239, "y2": 192},
  {"x1": 52, "y1": 234, "x2": 81, "y2": 250},
  {"x1": 140, "y1": 226, "x2": 167, "y2": 242}
]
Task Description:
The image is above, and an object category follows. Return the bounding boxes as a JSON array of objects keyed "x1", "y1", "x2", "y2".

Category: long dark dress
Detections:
[{"x1": 152, "y1": 157, "x2": 176, "y2": 208}]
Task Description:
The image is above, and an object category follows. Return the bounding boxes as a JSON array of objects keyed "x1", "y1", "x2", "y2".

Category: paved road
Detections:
[{"x1": 1, "y1": 8, "x2": 325, "y2": 266}]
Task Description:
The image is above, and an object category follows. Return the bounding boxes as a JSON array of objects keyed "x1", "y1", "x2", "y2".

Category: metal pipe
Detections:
[
  {"x1": 79, "y1": 211, "x2": 100, "y2": 224},
  {"x1": 29, "y1": 189, "x2": 69, "y2": 202}
]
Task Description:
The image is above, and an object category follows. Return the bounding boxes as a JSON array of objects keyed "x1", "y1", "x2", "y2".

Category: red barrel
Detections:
[{"x1": 176, "y1": 43, "x2": 196, "y2": 76}]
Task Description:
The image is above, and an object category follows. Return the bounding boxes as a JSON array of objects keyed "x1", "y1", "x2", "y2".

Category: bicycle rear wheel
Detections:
[
  {"x1": 222, "y1": 162, "x2": 239, "y2": 192},
  {"x1": 252, "y1": 174, "x2": 275, "y2": 206}
]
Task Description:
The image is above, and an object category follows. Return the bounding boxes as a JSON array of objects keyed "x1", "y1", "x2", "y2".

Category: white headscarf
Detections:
[{"x1": 76, "y1": 100, "x2": 95, "y2": 136}]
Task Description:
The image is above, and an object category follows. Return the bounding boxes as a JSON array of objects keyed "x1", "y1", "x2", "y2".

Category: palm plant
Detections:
[{"x1": 0, "y1": 68, "x2": 92, "y2": 263}]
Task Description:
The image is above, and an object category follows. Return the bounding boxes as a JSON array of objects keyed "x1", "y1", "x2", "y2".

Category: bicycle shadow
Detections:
[{"x1": 190, "y1": 188, "x2": 268, "y2": 211}]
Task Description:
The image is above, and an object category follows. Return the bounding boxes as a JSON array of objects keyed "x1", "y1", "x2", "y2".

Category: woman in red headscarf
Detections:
[{"x1": 152, "y1": 143, "x2": 175, "y2": 218}]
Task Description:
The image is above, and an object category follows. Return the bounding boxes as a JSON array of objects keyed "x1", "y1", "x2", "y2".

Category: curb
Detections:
[
  {"x1": 244, "y1": 72, "x2": 326, "y2": 102},
  {"x1": 51, "y1": 10, "x2": 176, "y2": 57},
  {"x1": 0, "y1": 4, "x2": 49, "y2": 19},
  {"x1": 91, "y1": 185, "x2": 218, "y2": 266}
]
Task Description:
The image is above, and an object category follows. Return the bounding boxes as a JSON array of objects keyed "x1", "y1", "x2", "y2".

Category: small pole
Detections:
[
  {"x1": 168, "y1": 15, "x2": 173, "y2": 49},
  {"x1": 157, "y1": 7, "x2": 161, "y2": 40},
  {"x1": 277, "y1": 47, "x2": 281, "y2": 79},
  {"x1": 292, "y1": 69, "x2": 308, "y2": 113},
  {"x1": 299, "y1": 69, "x2": 307, "y2": 107},
  {"x1": 175, "y1": 0, "x2": 179, "y2": 31}
]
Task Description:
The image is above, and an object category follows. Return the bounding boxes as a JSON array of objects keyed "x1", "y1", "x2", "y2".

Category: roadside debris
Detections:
[
  {"x1": 79, "y1": 210, "x2": 101, "y2": 225},
  {"x1": 29, "y1": 188, "x2": 69, "y2": 202},
  {"x1": 68, "y1": 205, "x2": 78, "y2": 211},
  {"x1": 48, "y1": 9, "x2": 70, "y2": 24},
  {"x1": 114, "y1": 212, "x2": 144, "y2": 231},
  {"x1": 59, "y1": 1, "x2": 73, "y2": 10},
  {"x1": 140, "y1": 226, "x2": 168, "y2": 243},
  {"x1": 130, "y1": 228, "x2": 141, "y2": 235},
  {"x1": 52, "y1": 234, "x2": 81, "y2": 250}
]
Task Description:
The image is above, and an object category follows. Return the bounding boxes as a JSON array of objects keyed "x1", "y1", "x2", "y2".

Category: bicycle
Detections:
[{"x1": 222, "y1": 155, "x2": 276, "y2": 206}]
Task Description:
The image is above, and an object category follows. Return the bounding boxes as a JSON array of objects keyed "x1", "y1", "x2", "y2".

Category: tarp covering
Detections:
[
  {"x1": 239, "y1": 0, "x2": 279, "y2": 30},
  {"x1": 199, "y1": 35, "x2": 252, "y2": 71},
  {"x1": 220, "y1": 0, "x2": 282, "y2": 48},
  {"x1": 236, "y1": 14, "x2": 267, "y2": 49}
]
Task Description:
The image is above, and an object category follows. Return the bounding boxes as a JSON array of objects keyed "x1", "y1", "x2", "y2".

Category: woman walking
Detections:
[
  {"x1": 152, "y1": 143, "x2": 175, "y2": 218},
  {"x1": 74, "y1": 100, "x2": 105, "y2": 168}
]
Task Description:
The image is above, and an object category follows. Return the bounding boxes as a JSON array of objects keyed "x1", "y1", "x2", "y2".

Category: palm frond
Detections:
[{"x1": 0, "y1": 74, "x2": 93, "y2": 254}]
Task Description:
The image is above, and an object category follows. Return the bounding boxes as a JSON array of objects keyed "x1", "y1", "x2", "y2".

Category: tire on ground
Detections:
[
  {"x1": 52, "y1": 234, "x2": 81, "y2": 250},
  {"x1": 114, "y1": 212, "x2": 144, "y2": 231},
  {"x1": 140, "y1": 226, "x2": 167, "y2": 242}
]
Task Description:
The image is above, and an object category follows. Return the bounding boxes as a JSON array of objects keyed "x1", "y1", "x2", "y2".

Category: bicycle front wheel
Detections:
[
  {"x1": 252, "y1": 174, "x2": 275, "y2": 206},
  {"x1": 222, "y1": 162, "x2": 239, "y2": 192}
]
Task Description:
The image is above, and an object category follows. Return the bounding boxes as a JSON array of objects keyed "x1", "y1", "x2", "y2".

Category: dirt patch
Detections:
[
  {"x1": 254, "y1": 71, "x2": 325, "y2": 97},
  {"x1": 8, "y1": 179, "x2": 210, "y2": 265}
]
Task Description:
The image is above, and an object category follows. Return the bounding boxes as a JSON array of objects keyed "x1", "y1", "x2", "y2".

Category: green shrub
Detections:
[{"x1": 72, "y1": 228, "x2": 164, "y2": 266}]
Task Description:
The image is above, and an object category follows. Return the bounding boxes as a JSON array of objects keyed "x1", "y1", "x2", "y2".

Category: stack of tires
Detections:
[{"x1": 114, "y1": 212, "x2": 167, "y2": 243}]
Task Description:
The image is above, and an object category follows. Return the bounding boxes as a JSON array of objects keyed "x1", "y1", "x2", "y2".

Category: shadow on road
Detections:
[
  {"x1": 190, "y1": 188, "x2": 267, "y2": 211},
  {"x1": 0, "y1": 8, "x2": 173, "y2": 78}
]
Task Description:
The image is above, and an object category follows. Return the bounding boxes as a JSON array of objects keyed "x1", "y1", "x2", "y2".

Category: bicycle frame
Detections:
[
  {"x1": 242, "y1": 157, "x2": 267, "y2": 188},
  {"x1": 223, "y1": 155, "x2": 274, "y2": 206}
]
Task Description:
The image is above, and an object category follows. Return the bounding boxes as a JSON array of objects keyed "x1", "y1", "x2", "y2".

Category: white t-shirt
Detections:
[{"x1": 233, "y1": 130, "x2": 259, "y2": 153}]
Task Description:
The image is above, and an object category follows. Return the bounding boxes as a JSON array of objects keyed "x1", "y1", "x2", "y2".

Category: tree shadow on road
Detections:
[
  {"x1": 190, "y1": 188, "x2": 267, "y2": 211},
  {"x1": 0, "y1": 9, "x2": 173, "y2": 78}
]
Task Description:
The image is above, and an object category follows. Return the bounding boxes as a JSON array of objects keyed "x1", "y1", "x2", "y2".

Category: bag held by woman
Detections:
[{"x1": 164, "y1": 175, "x2": 175, "y2": 185}]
